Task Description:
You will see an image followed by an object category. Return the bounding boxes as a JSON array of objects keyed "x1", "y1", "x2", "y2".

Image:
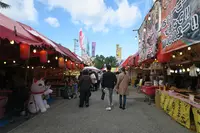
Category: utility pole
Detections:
[{"x1": 73, "y1": 39, "x2": 78, "y2": 54}]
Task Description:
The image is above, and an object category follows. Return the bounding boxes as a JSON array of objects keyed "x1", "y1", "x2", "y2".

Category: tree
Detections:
[
  {"x1": 93, "y1": 55, "x2": 105, "y2": 69},
  {"x1": 0, "y1": 1, "x2": 10, "y2": 9},
  {"x1": 105, "y1": 56, "x2": 118, "y2": 67},
  {"x1": 93, "y1": 55, "x2": 118, "y2": 69}
]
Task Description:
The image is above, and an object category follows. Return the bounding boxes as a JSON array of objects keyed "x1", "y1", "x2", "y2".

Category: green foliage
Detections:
[{"x1": 93, "y1": 55, "x2": 118, "y2": 69}]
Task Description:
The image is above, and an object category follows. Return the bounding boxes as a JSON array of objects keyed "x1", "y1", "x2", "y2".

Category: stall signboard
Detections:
[
  {"x1": 161, "y1": 0, "x2": 200, "y2": 53},
  {"x1": 138, "y1": 1, "x2": 161, "y2": 62},
  {"x1": 160, "y1": 92, "x2": 191, "y2": 129},
  {"x1": 192, "y1": 107, "x2": 200, "y2": 133}
]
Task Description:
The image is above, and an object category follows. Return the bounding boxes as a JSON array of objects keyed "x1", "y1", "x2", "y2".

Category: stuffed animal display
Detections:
[{"x1": 28, "y1": 78, "x2": 53, "y2": 113}]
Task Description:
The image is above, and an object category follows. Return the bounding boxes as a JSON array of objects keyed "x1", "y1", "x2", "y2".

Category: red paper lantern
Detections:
[
  {"x1": 78, "y1": 64, "x2": 82, "y2": 69},
  {"x1": 81, "y1": 64, "x2": 84, "y2": 69},
  {"x1": 71, "y1": 62, "x2": 75, "y2": 70},
  {"x1": 66, "y1": 60, "x2": 72, "y2": 69},
  {"x1": 40, "y1": 50, "x2": 48, "y2": 63},
  {"x1": 157, "y1": 52, "x2": 171, "y2": 63},
  {"x1": 20, "y1": 43, "x2": 30, "y2": 60},
  {"x1": 58, "y1": 57, "x2": 65, "y2": 68}
]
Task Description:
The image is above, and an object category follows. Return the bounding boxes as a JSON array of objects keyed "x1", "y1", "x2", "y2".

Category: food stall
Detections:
[
  {"x1": 0, "y1": 13, "x2": 83, "y2": 129},
  {"x1": 155, "y1": 0, "x2": 200, "y2": 132}
]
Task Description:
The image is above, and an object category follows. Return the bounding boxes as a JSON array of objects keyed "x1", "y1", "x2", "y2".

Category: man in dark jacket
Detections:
[
  {"x1": 78, "y1": 70, "x2": 92, "y2": 107},
  {"x1": 101, "y1": 65, "x2": 117, "y2": 111}
]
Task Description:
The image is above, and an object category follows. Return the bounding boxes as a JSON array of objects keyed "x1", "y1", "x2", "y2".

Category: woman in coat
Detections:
[{"x1": 116, "y1": 67, "x2": 130, "y2": 110}]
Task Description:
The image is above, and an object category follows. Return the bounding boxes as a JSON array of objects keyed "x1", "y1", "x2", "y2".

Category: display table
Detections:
[{"x1": 159, "y1": 90, "x2": 200, "y2": 132}]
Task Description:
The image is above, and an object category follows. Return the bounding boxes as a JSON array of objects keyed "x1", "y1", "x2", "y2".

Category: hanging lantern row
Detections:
[{"x1": 19, "y1": 43, "x2": 84, "y2": 70}]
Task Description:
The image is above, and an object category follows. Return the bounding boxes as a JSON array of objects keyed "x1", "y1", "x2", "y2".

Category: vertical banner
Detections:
[
  {"x1": 116, "y1": 44, "x2": 122, "y2": 60},
  {"x1": 138, "y1": 1, "x2": 161, "y2": 62},
  {"x1": 92, "y1": 42, "x2": 96, "y2": 57},
  {"x1": 161, "y1": 0, "x2": 200, "y2": 53},
  {"x1": 118, "y1": 47, "x2": 122, "y2": 60},
  {"x1": 86, "y1": 38, "x2": 90, "y2": 56},
  {"x1": 79, "y1": 28, "x2": 84, "y2": 50}
]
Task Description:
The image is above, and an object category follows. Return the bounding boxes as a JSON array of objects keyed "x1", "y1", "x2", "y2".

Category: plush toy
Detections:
[{"x1": 28, "y1": 78, "x2": 53, "y2": 113}]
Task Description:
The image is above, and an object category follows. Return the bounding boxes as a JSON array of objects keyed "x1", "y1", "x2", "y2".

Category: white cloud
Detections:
[
  {"x1": 45, "y1": 17, "x2": 60, "y2": 27},
  {"x1": 38, "y1": 0, "x2": 142, "y2": 32},
  {"x1": 1, "y1": 0, "x2": 38, "y2": 23}
]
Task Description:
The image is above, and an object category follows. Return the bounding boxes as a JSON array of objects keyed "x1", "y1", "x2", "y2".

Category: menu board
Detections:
[{"x1": 161, "y1": 0, "x2": 200, "y2": 53}]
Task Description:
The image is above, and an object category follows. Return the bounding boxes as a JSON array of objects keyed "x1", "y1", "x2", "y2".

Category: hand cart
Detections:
[{"x1": 141, "y1": 86, "x2": 159, "y2": 105}]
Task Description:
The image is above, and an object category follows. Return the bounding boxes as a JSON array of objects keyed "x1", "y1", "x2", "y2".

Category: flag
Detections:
[
  {"x1": 79, "y1": 28, "x2": 84, "y2": 50},
  {"x1": 116, "y1": 44, "x2": 122, "y2": 59},
  {"x1": 86, "y1": 38, "x2": 90, "y2": 56},
  {"x1": 92, "y1": 42, "x2": 96, "y2": 57}
]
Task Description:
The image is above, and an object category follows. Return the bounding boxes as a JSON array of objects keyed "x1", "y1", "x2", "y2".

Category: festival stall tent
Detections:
[
  {"x1": 0, "y1": 14, "x2": 83, "y2": 121},
  {"x1": 17, "y1": 22, "x2": 84, "y2": 97},
  {"x1": 0, "y1": 13, "x2": 43, "y2": 46},
  {"x1": 119, "y1": 56, "x2": 132, "y2": 69},
  {"x1": 150, "y1": 0, "x2": 200, "y2": 132},
  {"x1": 127, "y1": 53, "x2": 142, "y2": 85}
]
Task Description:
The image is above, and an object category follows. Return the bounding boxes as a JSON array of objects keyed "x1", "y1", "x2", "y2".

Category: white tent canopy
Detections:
[{"x1": 83, "y1": 66, "x2": 100, "y2": 72}]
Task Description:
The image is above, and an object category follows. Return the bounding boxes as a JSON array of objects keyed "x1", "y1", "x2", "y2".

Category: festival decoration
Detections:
[
  {"x1": 40, "y1": 50, "x2": 48, "y2": 63},
  {"x1": 58, "y1": 57, "x2": 65, "y2": 68},
  {"x1": 66, "y1": 60, "x2": 72, "y2": 69},
  {"x1": 138, "y1": 1, "x2": 161, "y2": 62},
  {"x1": 81, "y1": 64, "x2": 84, "y2": 69},
  {"x1": 28, "y1": 78, "x2": 53, "y2": 113},
  {"x1": 20, "y1": 43, "x2": 30, "y2": 60},
  {"x1": 71, "y1": 62, "x2": 75, "y2": 70}
]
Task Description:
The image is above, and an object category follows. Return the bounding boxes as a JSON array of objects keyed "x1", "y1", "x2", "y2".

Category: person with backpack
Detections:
[
  {"x1": 78, "y1": 70, "x2": 92, "y2": 107},
  {"x1": 115, "y1": 67, "x2": 130, "y2": 110}
]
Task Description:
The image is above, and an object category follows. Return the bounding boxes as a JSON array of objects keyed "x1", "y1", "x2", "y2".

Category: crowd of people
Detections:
[{"x1": 78, "y1": 65, "x2": 130, "y2": 111}]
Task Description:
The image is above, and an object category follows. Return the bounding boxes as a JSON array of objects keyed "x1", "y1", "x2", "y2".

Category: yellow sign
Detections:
[
  {"x1": 160, "y1": 92, "x2": 191, "y2": 129},
  {"x1": 116, "y1": 44, "x2": 122, "y2": 59},
  {"x1": 192, "y1": 107, "x2": 200, "y2": 133}
]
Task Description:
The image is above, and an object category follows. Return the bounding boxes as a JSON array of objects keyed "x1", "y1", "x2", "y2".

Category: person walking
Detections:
[
  {"x1": 116, "y1": 67, "x2": 130, "y2": 110},
  {"x1": 100, "y1": 70, "x2": 106, "y2": 100},
  {"x1": 78, "y1": 70, "x2": 92, "y2": 108},
  {"x1": 101, "y1": 65, "x2": 117, "y2": 111},
  {"x1": 90, "y1": 71, "x2": 97, "y2": 91}
]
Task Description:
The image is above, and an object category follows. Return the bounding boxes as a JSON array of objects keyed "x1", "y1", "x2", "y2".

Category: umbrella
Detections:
[{"x1": 83, "y1": 66, "x2": 100, "y2": 72}]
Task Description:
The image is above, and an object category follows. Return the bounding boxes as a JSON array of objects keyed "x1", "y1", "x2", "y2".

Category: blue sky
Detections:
[{"x1": 2, "y1": 0, "x2": 154, "y2": 59}]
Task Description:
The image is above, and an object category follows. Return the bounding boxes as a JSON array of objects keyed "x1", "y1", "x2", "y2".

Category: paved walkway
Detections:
[{"x1": 9, "y1": 88, "x2": 192, "y2": 133}]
